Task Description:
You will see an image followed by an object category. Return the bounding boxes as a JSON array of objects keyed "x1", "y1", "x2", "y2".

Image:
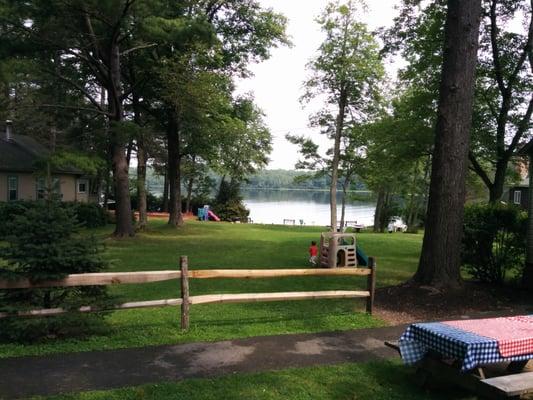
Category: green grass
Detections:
[
  {"x1": 32, "y1": 360, "x2": 474, "y2": 400},
  {"x1": 0, "y1": 220, "x2": 423, "y2": 358}
]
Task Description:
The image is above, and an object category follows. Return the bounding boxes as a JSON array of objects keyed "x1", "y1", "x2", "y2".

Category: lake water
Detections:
[{"x1": 242, "y1": 189, "x2": 375, "y2": 227}]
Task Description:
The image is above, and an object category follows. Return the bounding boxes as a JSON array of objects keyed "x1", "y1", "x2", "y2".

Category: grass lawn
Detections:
[
  {"x1": 32, "y1": 360, "x2": 474, "y2": 400},
  {"x1": 0, "y1": 220, "x2": 423, "y2": 358}
]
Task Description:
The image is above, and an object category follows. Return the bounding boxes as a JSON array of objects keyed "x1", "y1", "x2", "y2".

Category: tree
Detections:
[
  {"x1": 413, "y1": 0, "x2": 483, "y2": 288},
  {"x1": 470, "y1": 0, "x2": 533, "y2": 202},
  {"x1": 287, "y1": 127, "x2": 365, "y2": 230},
  {"x1": 362, "y1": 90, "x2": 434, "y2": 232},
  {"x1": 0, "y1": 0, "x2": 161, "y2": 236},
  {"x1": 0, "y1": 201, "x2": 109, "y2": 342},
  {"x1": 386, "y1": 0, "x2": 533, "y2": 203},
  {"x1": 135, "y1": 1, "x2": 287, "y2": 227},
  {"x1": 302, "y1": 0, "x2": 384, "y2": 231}
]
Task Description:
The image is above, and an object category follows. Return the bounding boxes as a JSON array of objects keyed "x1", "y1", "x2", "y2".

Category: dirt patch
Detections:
[{"x1": 374, "y1": 281, "x2": 533, "y2": 325}]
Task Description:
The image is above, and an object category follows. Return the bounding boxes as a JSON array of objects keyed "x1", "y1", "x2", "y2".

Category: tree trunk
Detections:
[
  {"x1": 162, "y1": 169, "x2": 169, "y2": 212},
  {"x1": 413, "y1": 0, "x2": 482, "y2": 288},
  {"x1": 111, "y1": 141, "x2": 134, "y2": 237},
  {"x1": 186, "y1": 177, "x2": 194, "y2": 214},
  {"x1": 522, "y1": 153, "x2": 533, "y2": 289},
  {"x1": 108, "y1": 43, "x2": 134, "y2": 237},
  {"x1": 167, "y1": 110, "x2": 184, "y2": 227},
  {"x1": 489, "y1": 159, "x2": 507, "y2": 203},
  {"x1": 137, "y1": 139, "x2": 148, "y2": 230},
  {"x1": 103, "y1": 166, "x2": 111, "y2": 210},
  {"x1": 373, "y1": 188, "x2": 385, "y2": 233},
  {"x1": 330, "y1": 89, "x2": 347, "y2": 232},
  {"x1": 185, "y1": 155, "x2": 196, "y2": 213},
  {"x1": 133, "y1": 92, "x2": 147, "y2": 230},
  {"x1": 339, "y1": 178, "x2": 349, "y2": 231}
]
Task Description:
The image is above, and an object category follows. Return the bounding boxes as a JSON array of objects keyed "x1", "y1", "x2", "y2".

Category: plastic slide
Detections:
[
  {"x1": 207, "y1": 210, "x2": 221, "y2": 222},
  {"x1": 356, "y1": 246, "x2": 369, "y2": 266}
]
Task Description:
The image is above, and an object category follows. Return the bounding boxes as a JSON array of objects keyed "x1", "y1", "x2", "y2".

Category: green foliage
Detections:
[
  {"x1": 63, "y1": 203, "x2": 108, "y2": 229},
  {"x1": 462, "y1": 203, "x2": 527, "y2": 285},
  {"x1": 130, "y1": 191, "x2": 162, "y2": 212},
  {"x1": 0, "y1": 201, "x2": 107, "y2": 236},
  {"x1": 245, "y1": 169, "x2": 338, "y2": 190},
  {"x1": 0, "y1": 201, "x2": 111, "y2": 342},
  {"x1": 0, "y1": 201, "x2": 31, "y2": 237},
  {"x1": 213, "y1": 179, "x2": 250, "y2": 222},
  {"x1": 386, "y1": 1, "x2": 533, "y2": 201}
]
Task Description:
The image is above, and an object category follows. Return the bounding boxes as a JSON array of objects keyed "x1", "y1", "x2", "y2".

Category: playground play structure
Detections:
[
  {"x1": 319, "y1": 232, "x2": 369, "y2": 268},
  {"x1": 197, "y1": 205, "x2": 220, "y2": 222}
]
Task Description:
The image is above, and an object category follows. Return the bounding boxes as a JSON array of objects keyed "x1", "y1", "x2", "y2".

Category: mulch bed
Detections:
[{"x1": 374, "y1": 281, "x2": 533, "y2": 325}]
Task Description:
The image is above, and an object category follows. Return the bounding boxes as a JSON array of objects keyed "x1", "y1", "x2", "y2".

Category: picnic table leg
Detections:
[{"x1": 506, "y1": 360, "x2": 529, "y2": 373}]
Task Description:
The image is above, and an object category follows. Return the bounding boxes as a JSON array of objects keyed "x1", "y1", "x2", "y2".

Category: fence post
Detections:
[
  {"x1": 366, "y1": 257, "x2": 376, "y2": 314},
  {"x1": 180, "y1": 255, "x2": 189, "y2": 330}
]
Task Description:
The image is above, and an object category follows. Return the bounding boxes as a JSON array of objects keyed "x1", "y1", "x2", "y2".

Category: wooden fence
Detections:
[{"x1": 0, "y1": 256, "x2": 376, "y2": 329}]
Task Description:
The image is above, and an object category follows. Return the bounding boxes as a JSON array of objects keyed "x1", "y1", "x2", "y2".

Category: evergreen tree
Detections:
[{"x1": 0, "y1": 201, "x2": 110, "y2": 342}]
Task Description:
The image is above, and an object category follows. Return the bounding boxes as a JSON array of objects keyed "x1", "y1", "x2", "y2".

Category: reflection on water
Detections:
[{"x1": 242, "y1": 189, "x2": 375, "y2": 227}]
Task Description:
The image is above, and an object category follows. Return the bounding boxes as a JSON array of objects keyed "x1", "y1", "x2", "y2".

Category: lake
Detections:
[{"x1": 242, "y1": 189, "x2": 375, "y2": 227}]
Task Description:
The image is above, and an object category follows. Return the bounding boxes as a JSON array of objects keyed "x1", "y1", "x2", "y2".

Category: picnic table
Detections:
[{"x1": 396, "y1": 315, "x2": 533, "y2": 399}]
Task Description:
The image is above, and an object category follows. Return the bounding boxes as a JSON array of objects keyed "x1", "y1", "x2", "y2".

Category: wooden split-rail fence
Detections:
[{"x1": 0, "y1": 256, "x2": 376, "y2": 329}]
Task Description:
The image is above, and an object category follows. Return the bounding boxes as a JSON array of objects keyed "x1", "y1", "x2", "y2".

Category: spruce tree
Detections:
[{"x1": 0, "y1": 201, "x2": 110, "y2": 342}]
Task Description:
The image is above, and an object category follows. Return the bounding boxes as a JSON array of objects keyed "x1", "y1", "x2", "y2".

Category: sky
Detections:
[{"x1": 235, "y1": 0, "x2": 403, "y2": 170}]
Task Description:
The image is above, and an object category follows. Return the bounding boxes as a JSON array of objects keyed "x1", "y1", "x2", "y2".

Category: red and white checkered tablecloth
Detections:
[{"x1": 444, "y1": 315, "x2": 533, "y2": 358}]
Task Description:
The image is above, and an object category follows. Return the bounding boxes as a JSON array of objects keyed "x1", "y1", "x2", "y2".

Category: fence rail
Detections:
[{"x1": 0, "y1": 256, "x2": 376, "y2": 329}]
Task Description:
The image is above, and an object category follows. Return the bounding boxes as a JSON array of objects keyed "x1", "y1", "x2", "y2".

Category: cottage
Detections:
[
  {"x1": 0, "y1": 121, "x2": 91, "y2": 203},
  {"x1": 509, "y1": 184, "x2": 528, "y2": 210}
]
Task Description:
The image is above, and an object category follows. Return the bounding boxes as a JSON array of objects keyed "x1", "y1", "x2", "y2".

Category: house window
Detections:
[
  {"x1": 36, "y1": 177, "x2": 46, "y2": 199},
  {"x1": 7, "y1": 176, "x2": 18, "y2": 201},
  {"x1": 514, "y1": 190, "x2": 522, "y2": 205},
  {"x1": 77, "y1": 180, "x2": 87, "y2": 194},
  {"x1": 36, "y1": 177, "x2": 61, "y2": 199}
]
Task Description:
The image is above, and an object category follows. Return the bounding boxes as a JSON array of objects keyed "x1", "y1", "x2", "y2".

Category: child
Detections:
[{"x1": 309, "y1": 241, "x2": 318, "y2": 266}]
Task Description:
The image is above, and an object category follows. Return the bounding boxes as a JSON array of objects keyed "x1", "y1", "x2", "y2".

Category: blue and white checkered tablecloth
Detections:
[{"x1": 399, "y1": 322, "x2": 533, "y2": 371}]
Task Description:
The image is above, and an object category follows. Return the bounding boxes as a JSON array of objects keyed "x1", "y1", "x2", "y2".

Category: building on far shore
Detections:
[{"x1": 0, "y1": 121, "x2": 92, "y2": 203}]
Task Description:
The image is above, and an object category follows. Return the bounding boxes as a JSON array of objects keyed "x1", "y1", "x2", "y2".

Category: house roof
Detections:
[{"x1": 0, "y1": 134, "x2": 83, "y2": 175}]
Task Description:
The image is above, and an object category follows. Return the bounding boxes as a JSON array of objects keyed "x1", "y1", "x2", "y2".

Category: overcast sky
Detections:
[{"x1": 235, "y1": 0, "x2": 403, "y2": 170}]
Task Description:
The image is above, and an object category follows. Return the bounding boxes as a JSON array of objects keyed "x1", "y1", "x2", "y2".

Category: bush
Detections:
[
  {"x1": 0, "y1": 201, "x2": 107, "y2": 237},
  {"x1": 212, "y1": 179, "x2": 249, "y2": 222},
  {"x1": 212, "y1": 201, "x2": 250, "y2": 222},
  {"x1": 130, "y1": 192, "x2": 163, "y2": 212},
  {"x1": 0, "y1": 201, "x2": 33, "y2": 237},
  {"x1": 462, "y1": 203, "x2": 526, "y2": 285},
  {"x1": 64, "y1": 202, "x2": 107, "y2": 228},
  {"x1": 0, "y1": 201, "x2": 112, "y2": 342}
]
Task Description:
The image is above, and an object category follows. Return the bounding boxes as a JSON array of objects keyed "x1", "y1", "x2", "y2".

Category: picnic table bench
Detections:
[{"x1": 388, "y1": 315, "x2": 533, "y2": 399}]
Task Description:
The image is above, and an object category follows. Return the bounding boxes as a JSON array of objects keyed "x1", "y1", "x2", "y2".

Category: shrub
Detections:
[
  {"x1": 0, "y1": 201, "x2": 33, "y2": 237},
  {"x1": 130, "y1": 192, "x2": 163, "y2": 212},
  {"x1": 212, "y1": 179, "x2": 250, "y2": 222},
  {"x1": 212, "y1": 201, "x2": 250, "y2": 222},
  {"x1": 0, "y1": 201, "x2": 112, "y2": 342},
  {"x1": 462, "y1": 203, "x2": 526, "y2": 285},
  {"x1": 0, "y1": 201, "x2": 107, "y2": 237},
  {"x1": 63, "y1": 202, "x2": 107, "y2": 228}
]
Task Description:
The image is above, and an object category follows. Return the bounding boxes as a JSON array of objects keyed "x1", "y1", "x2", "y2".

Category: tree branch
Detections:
[
  {"x1": 121, "y1": 43, "x2": 157, "y2": 57},
  {"x1": 507, "y1": 94, "x2": 533, "y2": 158},
  {"x1": 43, "y1": 69, "x2": 109, "y2": 115},
  {"x1": 468, "y1": 151, "x2": 493, "y2": 190},
  {"x1": 489, "y1": 0, "x2": 506, "y2": 95},
  {"x1": 505, "y1": 3, "x2": 533, "y2": 96},
  {"x1": 34, "y1": 104, "x2": 110, "y2": 117}
]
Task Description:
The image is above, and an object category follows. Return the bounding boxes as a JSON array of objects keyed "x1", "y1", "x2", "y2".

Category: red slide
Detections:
[{"x1": 207, "y1": 210, "x2": 221, "y2": 222}]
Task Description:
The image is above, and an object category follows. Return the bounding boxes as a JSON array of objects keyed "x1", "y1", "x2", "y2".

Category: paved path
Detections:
[{"x1": 0, "y1": 325, "x2": 406, "y2": 399}]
